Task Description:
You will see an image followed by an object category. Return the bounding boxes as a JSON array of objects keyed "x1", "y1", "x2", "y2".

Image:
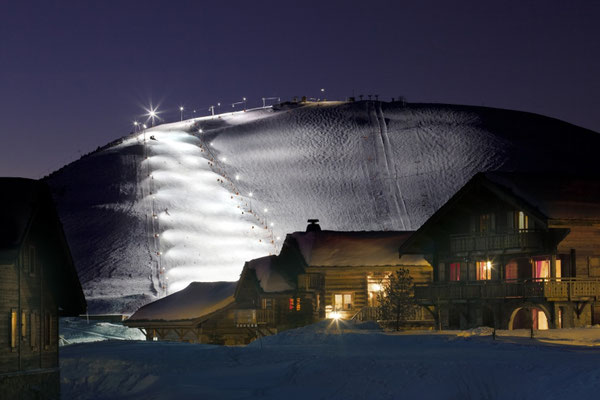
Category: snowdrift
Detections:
[{"x1": 46, "y1": 101, "x2": 600, "y2": 313}]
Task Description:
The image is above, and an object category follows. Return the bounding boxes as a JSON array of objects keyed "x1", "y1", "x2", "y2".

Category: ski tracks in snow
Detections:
[{"x1": 367, "y1": 101, "x2": 410, "y2": 230}]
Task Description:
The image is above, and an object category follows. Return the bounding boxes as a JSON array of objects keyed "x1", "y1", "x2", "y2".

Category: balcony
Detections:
[
  {"x1": 449, "y1": 230, "x2": 543, "y2": 254},
  {"x1": 414, "y1": 278, "x2": 600, "y2": 302},
  {"x1": 234, "y1": 309, "x2": 274, "y2": 327}
]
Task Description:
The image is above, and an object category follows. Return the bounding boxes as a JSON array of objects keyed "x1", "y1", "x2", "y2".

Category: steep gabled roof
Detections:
[
  {"x1": 0, "y1": 178, "x2": 44, "y2": 252},
  {"x1": 0, "y1": 177, "x2": 86, "y2": 315},
  {"x1": 484, "y1": 172, "x2": 600, "y2": 222},
  {"x1": 290, "y1": 230, "x2": 418, "y2": 267},
  {"x1": 399, "y1": 172, "x2": 600, "y2": 254}
]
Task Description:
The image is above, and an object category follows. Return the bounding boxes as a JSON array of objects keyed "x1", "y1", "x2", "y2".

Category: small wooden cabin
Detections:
[
  {"x1": 0, "y1": 178, "x2": 86, "y2": 399},
  {"x1": 126, "y1": 222, "x2": 433, "y2": 344},
  {"x1": 234, "y1": 222, "x2": 433, "y2": 331},
  {"x1": 399, "y1": 172, "x2": 600, "y2": 330},
  {"x1": 124, "y1": 281, "x2": 240, "y2": 344}
]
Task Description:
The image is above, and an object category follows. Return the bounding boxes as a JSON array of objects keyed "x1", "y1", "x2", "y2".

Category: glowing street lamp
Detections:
[
  {"x1": 179, "y1": 106, "x2": 184, "y2": 121},
  {"x1": 147, "y1": 107, "x2": 159, "y2": 126},
  {"x1": 243, "y1": 97, "x2": 247, "y2": 111},
  {"x1": 320, "y1": 88, "x2": 325, "y2": 101},
  {"x1": 133, "y1": 121, "x2": 139, "y2": 132}
]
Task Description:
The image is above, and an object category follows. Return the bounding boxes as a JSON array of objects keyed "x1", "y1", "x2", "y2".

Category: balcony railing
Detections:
[
  {"x1": 234, "y1": 309, "x2": 274, "y2": 327},
  {"x1": 449, "y1": 230, "x2": 543, "y2": 253},
  {"x1": 415, "y1": 278, "x2": 600, "y2": 302},
  {"x1": 351, "y1": 306, "x2": 433, "y2": 322}
]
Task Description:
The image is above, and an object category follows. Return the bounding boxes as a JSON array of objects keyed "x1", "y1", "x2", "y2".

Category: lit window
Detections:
[
  {"x1": 534, "y1": 259, "x2": 550, "y2": 279},
  {"x1": 261, "y1": 298, "x2": 273, "y2": 309},
  {"x1": 11, "y1": 309, "x2": 17, "y2": 349},
  {"x1": 476, "y1": 261, "x2": 492, "y2": 280},
  {"x1": 334, "y1": 293, "x2": 353, "y2": 311},
  {"x1": 518, "y1": 211, "x2": 529, "y2": 231},
  {"x1": 449, "y1": 263, "x2": 460, "y2": 281},
  {"x1": 21, "y1": 310, "x2": 27, "y2": 340},
  {"x1": 344, "y1": 294, "x2": 352, "y2": 310},
  {"x1": 505, "y1": 260, "x2": 518, "y2": 280},
  {"x1": 288, "y1": 298, "x2": 301, "y2": 311}
]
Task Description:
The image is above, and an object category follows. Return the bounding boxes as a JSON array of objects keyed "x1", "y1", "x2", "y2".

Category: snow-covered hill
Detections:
[{"x1": 46, "y1": 101, "x2": 600, "y2": 314}]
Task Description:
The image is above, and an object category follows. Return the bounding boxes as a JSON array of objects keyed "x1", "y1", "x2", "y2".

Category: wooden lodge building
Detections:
[
  {"x1": 0, "y1": 178, "x2": 86, "y2": 400},
  {"x1": 400, "y1": 172, "x2": 600, "y2": 330},
  {"x1": 125, "y1": 221, "x2": 433, "y2": 344}
]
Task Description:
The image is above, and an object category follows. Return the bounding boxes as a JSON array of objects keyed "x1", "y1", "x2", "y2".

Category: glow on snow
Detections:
[{"x1": 122, "y1": 120, "x2": 276, "y2": 297}]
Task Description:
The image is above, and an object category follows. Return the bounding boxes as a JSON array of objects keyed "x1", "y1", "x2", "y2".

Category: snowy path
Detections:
[{"x1": 60, "y1": 323, "x2": 600, "y2": 400}]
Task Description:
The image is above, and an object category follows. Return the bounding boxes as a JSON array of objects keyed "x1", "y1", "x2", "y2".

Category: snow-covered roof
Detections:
[
  {"x1": 484, "y1": 172, "x2": 600, "y2": 221},
  {"x1": 290, "y1": 230, "x2": 427, "y2": 267},
  {"x1": 127, "y1": 281, "x2": 237, "y2": 321},
  {"x1": 245, "y1": 256, "x2": 295, "y2": 292}
]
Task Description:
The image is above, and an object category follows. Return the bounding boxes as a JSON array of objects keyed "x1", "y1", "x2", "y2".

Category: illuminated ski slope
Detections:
[{"x1": 47, "y1": 101, "x2": 600, "y2": 313}]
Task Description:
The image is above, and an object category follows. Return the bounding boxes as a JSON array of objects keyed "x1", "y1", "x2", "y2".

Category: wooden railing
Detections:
[
  {"x1": 415, "y1": 278, "x2": 600, "y2": 301},
  {"x1": 351, "y1": 306, "x2": 432, "y2": 322},
  {"x1": 297, "y1": 273, "x2": 324, "y2": 290},
  {"x1": 449, "y1": 230, "x2": 543, "y2": 253},
  {"x1": 351, "y1": 306, "x2": 381, "y2": 322},
  {"x1": 234, "y1": 309, "x2": 274, "y2": 327}
]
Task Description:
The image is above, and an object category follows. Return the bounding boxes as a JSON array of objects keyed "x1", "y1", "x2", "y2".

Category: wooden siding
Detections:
[
  {"x1": 415, "y1": 278, "x2": 600, "y2": 302},
  {"x1": 1, "y1": 232, "x2": 59, "y2": 375},
  {"x1": 556, "y1": 225, "x2": 600, "y2": 277},
  {"x1": 306, "y1": 264, "x2": 432, "y2": 317}
]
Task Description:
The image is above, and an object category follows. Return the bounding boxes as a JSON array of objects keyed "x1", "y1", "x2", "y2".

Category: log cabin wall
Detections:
[
  {"x1": 307, "y1": 264, "x2": 432, "y2": 318},
  {"x1": 555, "y1": 224, "x2": 600, "y2": 278},
  {"x1": 0, "y1": 261, "x2": 18, "y2": 373},
  {"x1": 0, "y1": 229, "x2": 60, "y2": 398}
]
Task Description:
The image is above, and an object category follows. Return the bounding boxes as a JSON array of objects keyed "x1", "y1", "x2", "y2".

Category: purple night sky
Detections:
[{"x1": 1, "y1": 0, "x2": 598, "y2": 178}]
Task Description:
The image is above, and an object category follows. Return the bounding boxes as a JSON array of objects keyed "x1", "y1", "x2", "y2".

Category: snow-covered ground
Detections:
[
  {"x1": 46, "y1": 102, "x2": 600, "y2": 313},
  {"x1": 59, "y1": 317, "x2": 145, "y2": 345},
  {"x1": 60, "y1": 321, "x2": 600, "y2": 400}
]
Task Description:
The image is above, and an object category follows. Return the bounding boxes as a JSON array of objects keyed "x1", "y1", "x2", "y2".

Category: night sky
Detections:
[{"x1": 2, "y1": 0, "x2": 598, "y2": 178}]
